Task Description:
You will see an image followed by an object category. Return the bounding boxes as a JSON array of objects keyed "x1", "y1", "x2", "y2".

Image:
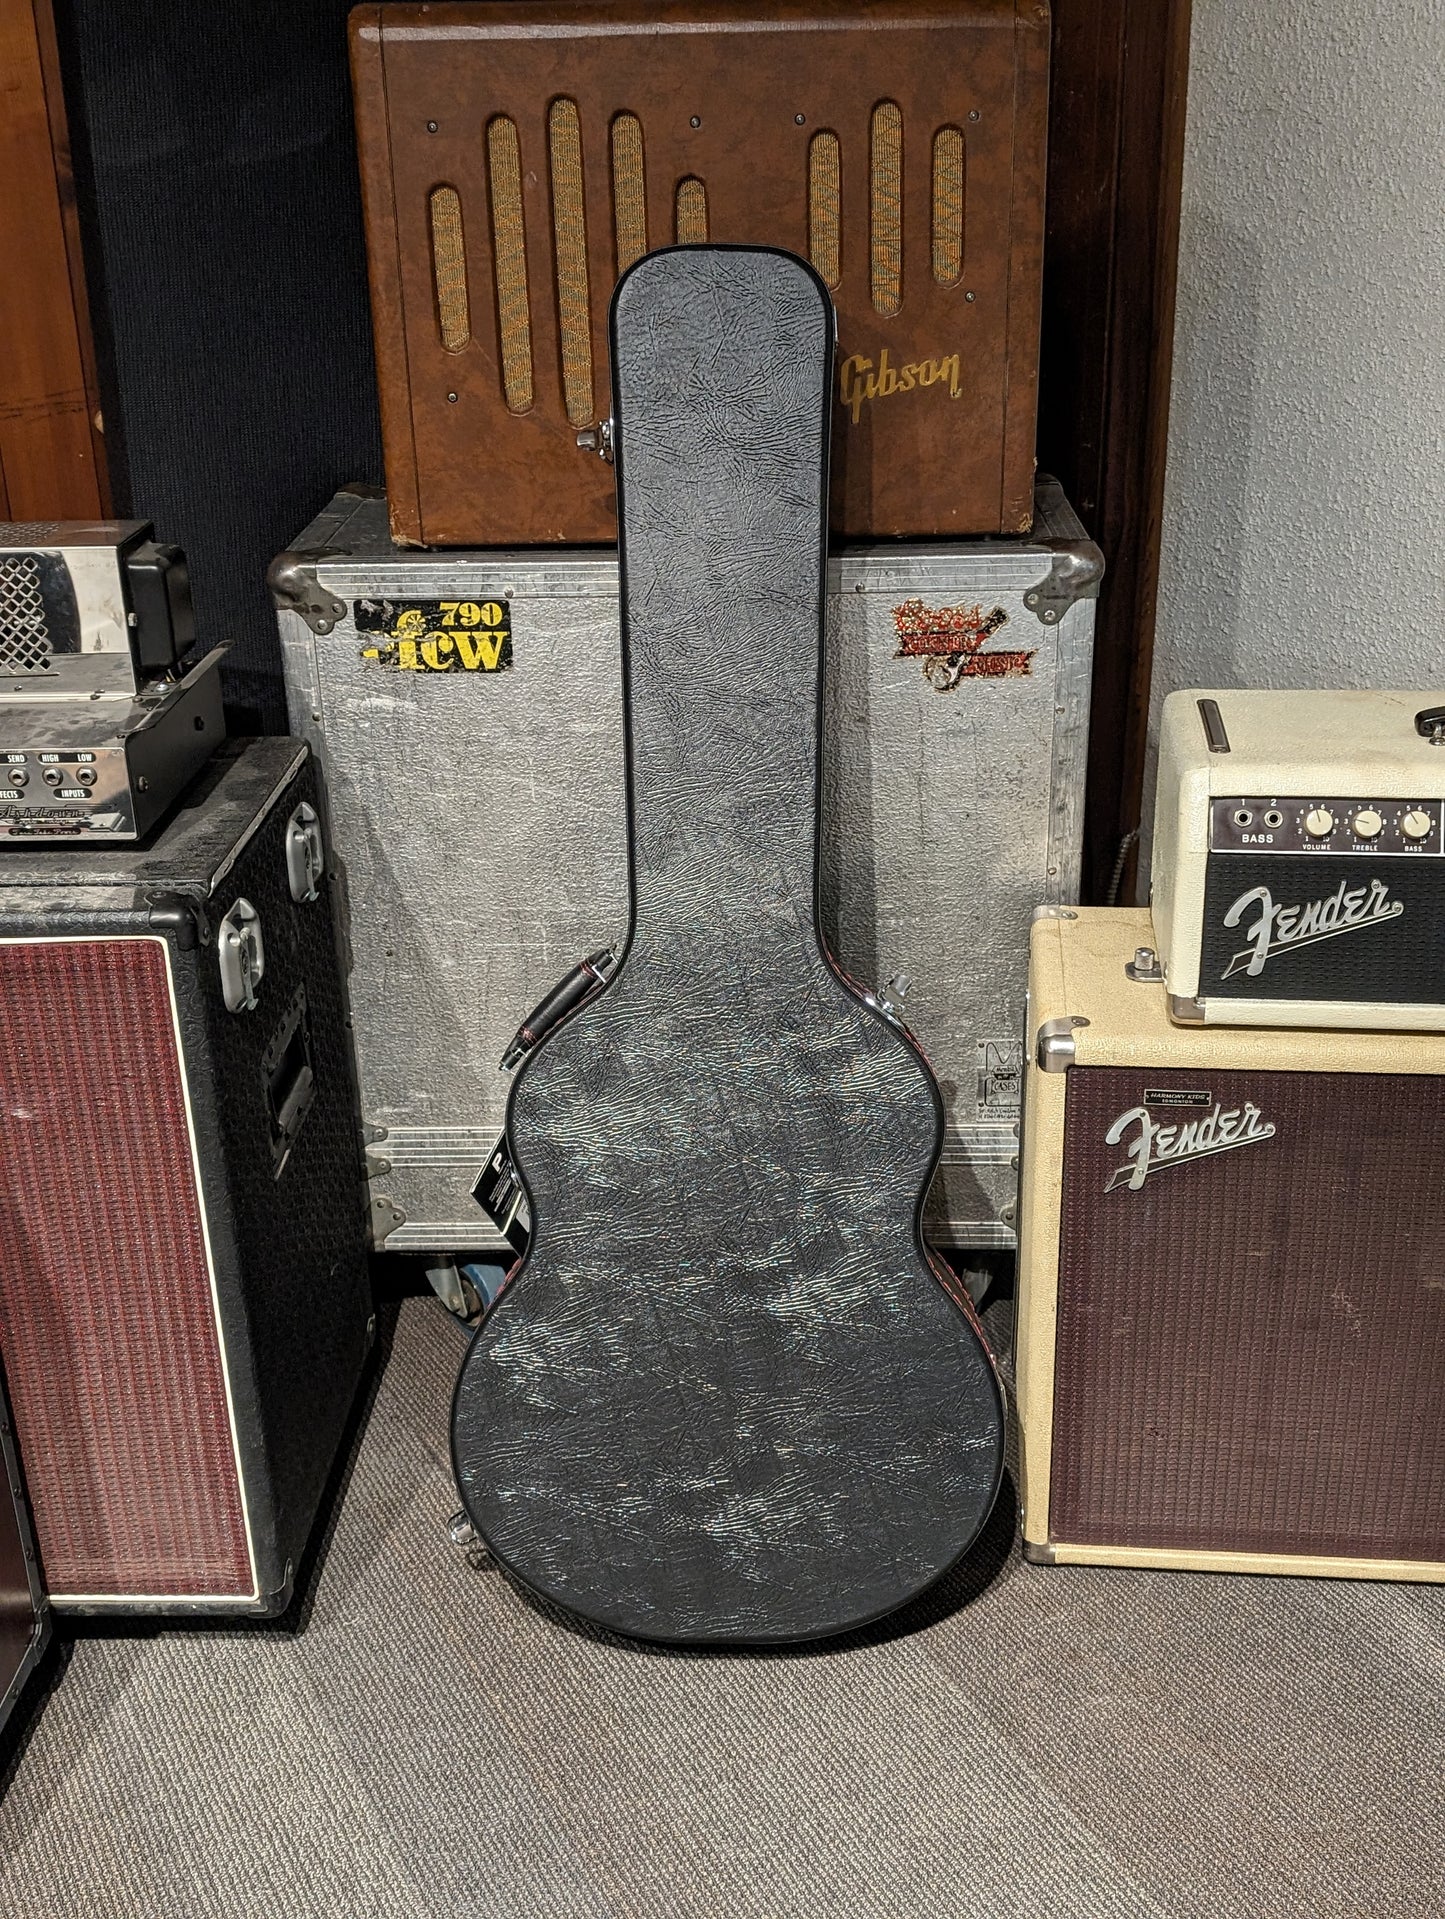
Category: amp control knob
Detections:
[
  {"x1": 1353, "y1": 808, "x2": 1384, "y2": 839},
  {"x1": 1402, "y1": 808, "x2": 1434, "y2": 841},
  {"x1": 1303, "y1": 807, "x2": 1335, "y2": 838}
]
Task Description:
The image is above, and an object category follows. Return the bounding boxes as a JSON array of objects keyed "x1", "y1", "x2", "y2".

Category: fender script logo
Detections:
[
  {"x1": 1104, "y1": 1100, "x2": 1276, "y2": 1194},
  {"x1": 839, "y1": 349, "x2": 963, "y2": 424},
  {"x1": 1220, "y1": 877, "x2": 1402, "y2": 980}
]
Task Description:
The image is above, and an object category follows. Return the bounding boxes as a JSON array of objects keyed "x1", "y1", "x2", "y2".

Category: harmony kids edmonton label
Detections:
[
  {"x1": 1104, "y1": 1098, "x2": 1276, "y2": 1194},
  {"x1": 1219, "y1": 876, "x2": 1401, "y2": 980}
]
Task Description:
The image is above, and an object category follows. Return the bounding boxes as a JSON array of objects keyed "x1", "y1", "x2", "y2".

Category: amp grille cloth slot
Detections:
[
  {"x1": 931, "y1": 127, "x2": 965, "y2": 284},
  {"x1": 807, "y1": 131, "x2": 842, "y2": 289},
  {"x1": 870, "y1": 101, "x2": 903, "y2": 316},
  {"x1": 675, "y1": 177, "x2": 709, "y2": 245},
  {"x1": 0, "y1": 939, "x2": 252, "y2": 1597},
  {"x1": 486, "y1": 115, "x2": 535, "y2": 413},
  {"x1": 0, "y1": 554, "x2": 54, "y2": 672},
  {"x1": 610, "y1": 113, "x2": 647, "y2": 274},
  {"x1": 429, "y1": 185, "x2": 470, "y2": 352},
  {"x1": 548, "y1": 99, "x2": 593, "y2": 426}
]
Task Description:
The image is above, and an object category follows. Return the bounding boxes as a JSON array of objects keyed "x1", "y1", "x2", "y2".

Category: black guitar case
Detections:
[{"x1": 452, "y1": 246, "x2": 1004, "y2": 1644}]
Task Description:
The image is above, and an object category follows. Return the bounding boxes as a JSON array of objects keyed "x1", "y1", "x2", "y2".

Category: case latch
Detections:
[
  {"x1": 217, "y1": 898, "x2": 265, "y2": 1013},
  {"x1": 285, "y1": 802, "x2": 325, "y2": 903}
]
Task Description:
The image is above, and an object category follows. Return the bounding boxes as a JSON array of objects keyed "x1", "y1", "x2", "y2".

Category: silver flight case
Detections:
[{"x1": 272, "y1": 481, "x2": 1098, "y2": 1259}]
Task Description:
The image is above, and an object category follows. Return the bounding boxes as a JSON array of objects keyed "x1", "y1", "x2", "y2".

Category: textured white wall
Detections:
[{"x1": 1138, "y1": 1, "x2": 1445, "y2": 889}]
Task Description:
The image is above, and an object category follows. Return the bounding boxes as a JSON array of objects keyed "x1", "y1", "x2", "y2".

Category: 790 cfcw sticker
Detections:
[{"x1": 355, "y1": 597, "x2": 512, "y2": 672}]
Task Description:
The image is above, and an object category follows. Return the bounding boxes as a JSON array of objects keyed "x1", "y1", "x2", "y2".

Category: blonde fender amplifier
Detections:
[
  {"x1": 1016, "y1": 906, "x2": 1445, "y2": 1581},
  {"x1": 1150, "y1": 688, "x2": 1445, "y2": 1028}
]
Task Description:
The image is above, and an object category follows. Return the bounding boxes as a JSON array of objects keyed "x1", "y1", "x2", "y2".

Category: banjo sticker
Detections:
[
  {"x1": 355, "y1": 596, "x2": 512, "y2": 672},
  {"x1": 892, "y1": 599, "x2": 1034, "y2": 692}
]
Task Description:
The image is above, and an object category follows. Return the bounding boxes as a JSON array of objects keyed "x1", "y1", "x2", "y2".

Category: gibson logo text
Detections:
[
  {"x1": 1220, "y1": 877, "x2": 1402, "y2": 980},
  {"x1": 839, "y1": 349, "x2": 963, "y2": 424},
  {"x1": 1104, "y1": 1099, "x2": 1276, "y2": 1194}
]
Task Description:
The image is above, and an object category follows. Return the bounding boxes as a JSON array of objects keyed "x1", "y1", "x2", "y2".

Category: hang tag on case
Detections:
[{"x1": 473, "y1": 1138, "x2": 531, "y2": 1256}]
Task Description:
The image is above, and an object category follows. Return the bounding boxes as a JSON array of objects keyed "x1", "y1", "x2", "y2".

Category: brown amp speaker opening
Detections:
[{"x1": 350, "y1": 2, "x2": 1048, "y2": 547}]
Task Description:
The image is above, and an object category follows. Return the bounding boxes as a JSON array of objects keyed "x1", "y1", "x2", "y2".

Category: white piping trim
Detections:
[{"x1": 0, "y1": 932, "x2": 260, "y2": 1604}]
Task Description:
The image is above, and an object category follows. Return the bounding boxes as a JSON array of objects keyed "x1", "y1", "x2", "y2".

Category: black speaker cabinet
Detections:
[
  {"x1": 0, "y1": 739, "x2": 372, "y2": 1613},
  {"x1": 0, "y1": 1364, "x2": 49, "y2": 1737}
]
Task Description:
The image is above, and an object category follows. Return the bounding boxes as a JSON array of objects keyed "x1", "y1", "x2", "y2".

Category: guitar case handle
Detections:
[{"x1": 500, "y1": 946, "x2": 618, "y2": 1069}]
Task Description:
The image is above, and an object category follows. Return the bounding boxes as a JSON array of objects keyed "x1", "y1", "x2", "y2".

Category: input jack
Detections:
[
  {"x1": 41, "y1": 768, "x2": 63, "y2": 787},
  {"x1": 1263, "y1": 809, "x2": 1283, "y2": 829},
  {"x1": 1233, "y1": 808, "x2": 1252, "y2": 827},
  {"x1": 74, "y1": 767, "x2": 97, "y2": 788}
]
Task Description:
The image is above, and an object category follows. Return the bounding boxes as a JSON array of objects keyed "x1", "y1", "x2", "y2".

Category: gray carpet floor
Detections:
[{"x1": 1, "y1": 1294, "x2": 1442, "y2": 1918}]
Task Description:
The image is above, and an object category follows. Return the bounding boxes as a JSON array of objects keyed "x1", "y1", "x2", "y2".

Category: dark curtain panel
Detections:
[{"x1": 54, "y1": 1, "x2": 383, "y2": 728}]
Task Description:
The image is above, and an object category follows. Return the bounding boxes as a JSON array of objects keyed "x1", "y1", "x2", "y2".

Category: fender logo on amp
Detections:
[
  {"x1": 1220, "y1": 877, "x2": 1402, "y2": 980},
  {"x1": 1104, "y1": 1099, "x2": 1276, "y2": 1194}
]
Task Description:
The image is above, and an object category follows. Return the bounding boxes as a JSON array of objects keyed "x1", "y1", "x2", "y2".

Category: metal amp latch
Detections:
[
  {"x1": 576, "y1": 420, "x2": 614, "y2": 463},
  {"x1": 217, "y1": 898, "x2": 265, "y2": 1013},
  {"x1": 285, "y1": 802, "x2": 325, "y2": 903}
]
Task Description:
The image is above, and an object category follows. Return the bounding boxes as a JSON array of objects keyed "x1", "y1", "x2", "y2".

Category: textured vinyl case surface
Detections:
[
  {"x1": 1016, "y1": 907, "x2": 1445, "y2": 1580},
  {"x1": 452, "y1": 248, "x2": 1004, "y2": 1644},
  {"x1": 0, "y1": 740, "x2": 372, "y2": 1612},
  {"x1": 273, "y1": 481, "x2": 1096, "y2": 1259}
]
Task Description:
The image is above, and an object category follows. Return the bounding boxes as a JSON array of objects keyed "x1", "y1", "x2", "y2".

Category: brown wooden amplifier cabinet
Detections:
[
  {"x1": 350, "y1": 1, "x2": 1048, "y2": 547},
  {"x1": 1016, "y1": 905, "x2": 1445, "y2": 1583}
]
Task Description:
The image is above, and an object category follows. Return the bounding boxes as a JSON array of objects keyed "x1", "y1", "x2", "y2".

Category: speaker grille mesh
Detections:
[
  {"x1": 675, "y1": 177, "x2": 709, "y2": 245},
  {"x1": 0, "y1": 555, "x2": 54, "y2": 673},
  {"x1": 610, "y1": 112, "x2": 647, "y2": 273},
  {"x1": 1051, "y1": 1065, "x2": 1445, "y2": 1561},
  {"x1": 932, "y1": 126, "x2": 965, "y2": 284},
  {"x1": 486, "y1": 115, "x2": 535, "y2": 413},
  {"x1": 429, "y1": 185, "x2": 470, "y2": 352},
  {"x1": 870, "y1": 101, "x2": 903, "y2": 316},
  {"x1": 808, "y1": 131, "x2": 842, "y2": 289},
  {"x1": 548, "y1": 99, "x2": 594, "y2": 426},
  {"x1": 0, "y1": 939, "x2": 252, "y2": 1598}
]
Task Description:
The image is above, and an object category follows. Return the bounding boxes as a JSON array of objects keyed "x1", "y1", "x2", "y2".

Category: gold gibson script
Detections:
[{"x1": 838, "y1": 349, "x2": 964, "y2": 424}]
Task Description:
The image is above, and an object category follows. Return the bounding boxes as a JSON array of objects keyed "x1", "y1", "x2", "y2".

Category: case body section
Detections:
[
  {"x1": 0, "y1": 1367, "x2": 50, "y2": 1738},
  {"x1": 452, "y1": 244, "x2": 1002, "y2": 1645},
  {"x1": 350, "y1": 1, "x2": 1047, "y2": 545},
  {"x1": 275, "y1": 483, "x2": 1097, "y2": 1255},
  {"x1": 1017, "y1": 906, "x2": 1445, "y2": 1580},
  {"x1": 1152, "y1": 687, "x2": 1445, "y2": 1024},
  {"x1": 0, "y1": 740, "x2": 372, "y2": 1613}
]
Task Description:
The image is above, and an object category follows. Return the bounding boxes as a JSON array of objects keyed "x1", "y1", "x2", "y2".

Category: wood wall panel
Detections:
[
  {"x1": 0, "y1": 0, "x2": 107, "y2": 519},
  {"x1": 1040, "y1": 0, "x2": 1192, "y2": 900}
]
